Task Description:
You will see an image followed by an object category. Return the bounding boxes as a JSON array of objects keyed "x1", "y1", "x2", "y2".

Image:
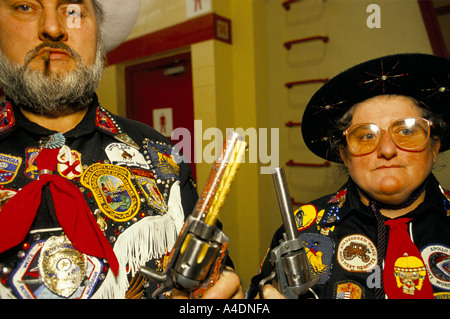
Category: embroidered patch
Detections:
[
  {"x1": 0, "y1": 100, "x2": 16, "y2": 132},
  {"x1": 10, "y1": 239, "x2": 103, "y2": 299},
  {"x1": 328, "y1": 188, "x2": 347, "y2": 207},
  {"x1": 434, "y1": 292, "x2": 450, "y2": 299},
  {"x1": 24, "y1": 147, "x2": 40, "y2": 180},
  {"x1": 105, "y1": 143, "x2": 149, "y2": 169},
  {"x1": 334, "y1": 280, "x2": 365, "y2": 299},
  {"x1": 440, "y1": 185, "x2": 450, "y2": 216},
  {"x1": 337, "y1": 234, "x2": 378, "y2": 273},
  {"x1": 0, "y1": 154, "x2": 21, "y2": 184},
  {"x1": 0, "y1": 188, "x2": 17, "y2": 209},
  {"x1": 316, "y1": 209, "x2": 335, "y2": 235},
  {"x1": 132, "y1": 168, "x2": 167, "y2": 213},
  {"x1": 144, "y1": 140, "x2": 181, "y2": 180},
  {"x1": 294, "y1": 204, "x2": 317, "y2": 231},
  {"x1": 57, "y1": 149, "x2": 83, "y2": 179},
  {"x1": 421, "y1": 244, "x2": 450, "y2": 291},
  {"x1": 80, "y1": 163, "x2": 140, "y2": 222},
  {"x1": 301, "y1": 233, "x2": 334, "y2": 285},
  {"x1": 96, "y1": 107, "x2": 119, "y2": 134}
]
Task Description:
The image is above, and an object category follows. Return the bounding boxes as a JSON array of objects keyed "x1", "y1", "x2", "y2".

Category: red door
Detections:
[{"x1": 125, "y1": 52, "x2": 196, "y2": 179}]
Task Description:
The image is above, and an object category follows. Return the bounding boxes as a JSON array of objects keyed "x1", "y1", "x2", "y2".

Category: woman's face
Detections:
[{"x1": 339, "y1": 95, "x2": 440, "y2": 205}]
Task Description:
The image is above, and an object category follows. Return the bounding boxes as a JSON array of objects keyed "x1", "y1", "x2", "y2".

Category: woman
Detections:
[{"x1": 249, "y1": 53, "x2": 450, "y2": 299}]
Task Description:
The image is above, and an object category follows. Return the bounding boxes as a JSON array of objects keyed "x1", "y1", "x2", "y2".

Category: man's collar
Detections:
[{"x1": 1, "y1": 94, "x2": 101, "y2": 138}]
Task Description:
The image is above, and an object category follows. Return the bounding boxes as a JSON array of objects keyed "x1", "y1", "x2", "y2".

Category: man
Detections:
[{"x1": 0, "y1": 0, "x2": 241, "y2": 299}]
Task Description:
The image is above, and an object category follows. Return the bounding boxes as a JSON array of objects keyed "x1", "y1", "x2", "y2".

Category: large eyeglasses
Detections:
[{"x1": 343, "y1": 117, "x2": 433, "y2": 156}]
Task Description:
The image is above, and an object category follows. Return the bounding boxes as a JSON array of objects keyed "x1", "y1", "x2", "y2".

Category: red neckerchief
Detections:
[{"x1": 0, "y1": 147, "x2": 119, "y2": 276}]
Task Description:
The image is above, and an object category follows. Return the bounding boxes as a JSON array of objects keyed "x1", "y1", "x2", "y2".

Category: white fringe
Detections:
[{"x1": 92, "y1": 181, "x2": 185, "y2": 299}]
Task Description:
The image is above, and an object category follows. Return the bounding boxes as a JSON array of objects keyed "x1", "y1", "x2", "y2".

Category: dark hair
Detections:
[{"x1": 329, "y1": 95, "x2": 447, "y2": 160}]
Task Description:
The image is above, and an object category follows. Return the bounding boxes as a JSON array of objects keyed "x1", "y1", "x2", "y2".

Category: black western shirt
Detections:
[
  {"x1": 249, "y1": 175, "x2": 450, "y2": 299},
  {"x1": 0, "y1": 95, "x2": 198, "y2": 299}
]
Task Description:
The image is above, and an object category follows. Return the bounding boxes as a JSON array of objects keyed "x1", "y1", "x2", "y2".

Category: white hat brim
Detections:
[{"x1": 99, "y1": 0, "x2": 141, "y2": 52}]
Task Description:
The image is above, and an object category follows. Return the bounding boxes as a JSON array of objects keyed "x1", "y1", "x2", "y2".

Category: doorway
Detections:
[{"x1": 125, "y1": 52, "x2": 196, "y2": 179}]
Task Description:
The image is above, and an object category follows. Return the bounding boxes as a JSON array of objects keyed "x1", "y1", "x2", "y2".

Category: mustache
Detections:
[{"x1": 24, "y1": 42, "x2": 83, "y2": 66}]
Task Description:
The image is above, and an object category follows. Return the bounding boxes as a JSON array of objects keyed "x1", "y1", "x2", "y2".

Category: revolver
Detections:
[
  {"x1": 139, "y1": 132, "x2": 246, "y2": 299},
  {"x1": 259, "y1": 167, "x2": 312, "y2": 299}
]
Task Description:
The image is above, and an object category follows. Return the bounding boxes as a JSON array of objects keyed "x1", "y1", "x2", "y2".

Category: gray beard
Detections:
[{"x1": 0, "y1": 42, "x2": 105, "y2": 117}]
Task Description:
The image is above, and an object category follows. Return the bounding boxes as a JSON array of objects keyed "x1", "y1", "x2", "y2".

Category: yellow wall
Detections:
[
  {"x1": 263, "y1": 0, "x2": 450, "y2": 202},
  {"x1": 96, "y1": 0, "x2": 449, "y2": 294}
]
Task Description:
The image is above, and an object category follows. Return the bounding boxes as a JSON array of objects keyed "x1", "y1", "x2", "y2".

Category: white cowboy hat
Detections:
[{"x1": 99, "y1": 0, "x2": 141, "y2": 52}]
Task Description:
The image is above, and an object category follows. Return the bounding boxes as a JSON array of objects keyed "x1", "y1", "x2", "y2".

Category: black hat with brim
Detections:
[{"x1": 301, "y1": 53, "x2": 450, "y2": 163}]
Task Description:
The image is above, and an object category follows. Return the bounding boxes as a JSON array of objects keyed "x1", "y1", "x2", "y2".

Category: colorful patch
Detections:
[
  {"x1": 440, "y1": 185, "x2": 450, "y2": 201},
  {"x1": 96, "y1": 107, "x2": 118, "y2": 134},
  {"x1": 294, "y1": 204, "x2": 317, "y2": 231},
  {"x1": 24, "y1": 147, "x2": 40, "y2": 180},
  {"x1": 334, "y1": 280, "x2": 364, "y2": 299},
  {"x1": 105, "y1": 143, "x2": 149, "y2": 169},
  {"x1": 132, "y1": 168, "x2": 167, "y2": 213},
  {"x1": 145, "y1": 140, "x2": 181, "y2": 180},
  {"x1": 319, "y1": 205, "x2": 342, "y2": 226},
  {"x1": 440, "y1": 185, "x2": 450, "y2": 216},
  {"x1": 10, "y1": 239, "x2": 103, "y2": 299},
  {"x1": 0, "y1": 154, "x2": 21, "y2": 184},
  {"x1": 0, "y1": 188, "x2": 17, "y2": 209},
  {"x1": 421, "y1": 244, "x2": 450, "y2": 291},
  {"x1": 57, "y1": 149, "x2": 83, "y2": 179},
  {"x1": 328, "y1": 188, "x2": 347, "y2": 207},
  {"x1": 81, "y1": 163, "x2": 140, "y2": 222},
  {"x1": 0, "y1": 100, "x2": 16, "y2": 132},
  {"x1": 316, "y1": 209, "x2": 335, "y2": 235},
  {"x1": 258, "y1": 248, "x2": 271, "y2": 274},
  {"x1": 434, "y1": 292, "x2": 450, "y2": 299},
  {"x1": 392, "y1": 254, "x2": 429, "y2": 297},
  {"x1": 301, "y1": 233, "x2": 334, "y2": 285},
  {"x1": 337, "y1": 234, "x2": 378, "y2": 273}
]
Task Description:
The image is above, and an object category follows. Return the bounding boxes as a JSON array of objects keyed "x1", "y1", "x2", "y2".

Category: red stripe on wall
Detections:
[{"x1": 106, "y1": 13, "x2": 231, "y2": 66}]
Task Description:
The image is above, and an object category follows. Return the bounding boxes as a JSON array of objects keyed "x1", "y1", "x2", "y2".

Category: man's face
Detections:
[
  {"x1": 0, "y1": 0, "x2": 98, "y2": 76},
  {"x1": 0, "y1": 0, "x2": 104, "y2": 116}
]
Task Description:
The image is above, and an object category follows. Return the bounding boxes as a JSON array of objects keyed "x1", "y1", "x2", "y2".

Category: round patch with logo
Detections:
[
  {"x1": 81, "y1": 163, "x2": 141, "y2": 222},
  {"x1": 337, "y1": 234, "x2": 378, "y2": 273},
  {"x1": 334, "y1": 280, "x2": 365, "y2": 299},
  {"x1": 421, "y1": 244, "x2": 450, "y2": 291}
]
